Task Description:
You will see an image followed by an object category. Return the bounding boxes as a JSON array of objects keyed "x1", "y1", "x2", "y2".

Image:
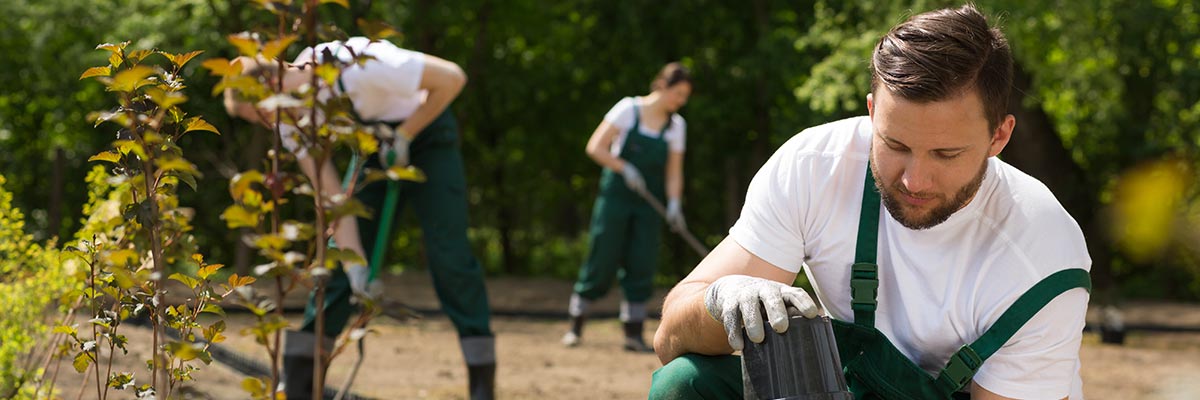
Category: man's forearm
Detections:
[{"x1": 653, "y1": 281, "x2": 734, "y2": 364}]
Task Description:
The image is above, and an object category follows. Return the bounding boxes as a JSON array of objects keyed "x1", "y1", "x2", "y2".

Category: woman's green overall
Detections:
[{"x1": 574, "y1": 105, "x2": 670, "y2": 303}]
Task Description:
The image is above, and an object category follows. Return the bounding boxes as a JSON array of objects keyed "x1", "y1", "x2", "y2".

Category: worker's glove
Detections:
[
  {"x1": 666, "y1": 197, "x2": 686, "y2": 232},
  {"x1": 704, "y1": 275, "x2": 819, "y2": 351},
  {"x1": 345, "y1": 262, "x2": 377, "y2": 300},
  {"x1": 621, "y1": 163, "x2": 645, "y2": 193},
  {"x1": 372, "y1": 123, "x2": 410, "y2": 168}
]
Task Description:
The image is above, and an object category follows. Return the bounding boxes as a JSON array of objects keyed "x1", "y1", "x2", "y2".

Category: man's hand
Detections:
[
  {"x1": 345, "y1": 262, "x2": 372, "y2": 298},
  {"x1": 374, "y1": 123, "x2": 411, "y2": 167},
  {"x1": 666, "y1": 197, "x2": 686, "y2": 232},
  {"x1": 703, "y1": 275, "x2": 819, "y2": 350},
  {"x1": 621, "y1": 162, "x2": 645, "y2": 193}
]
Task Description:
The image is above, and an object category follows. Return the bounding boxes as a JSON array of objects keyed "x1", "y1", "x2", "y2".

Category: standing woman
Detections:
[{"x1": 563, "y1": 63, "x2": 692, "y2": 352}]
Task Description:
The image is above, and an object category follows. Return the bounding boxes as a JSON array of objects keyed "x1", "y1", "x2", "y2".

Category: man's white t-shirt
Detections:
[
  {"x1": 283, "y1": 37, "x2": 426, "y2": 157},
  {"x1": 603, "y1": 97, "x2": 687, "y2": 155},
  {"x1": 729, "y1": 116, "x2": 1091, "y2": 399}
]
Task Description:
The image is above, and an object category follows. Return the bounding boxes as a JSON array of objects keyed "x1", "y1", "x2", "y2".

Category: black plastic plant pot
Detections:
[{"x1": 741, "y1": 315, "x2": 853, "y2": 400}]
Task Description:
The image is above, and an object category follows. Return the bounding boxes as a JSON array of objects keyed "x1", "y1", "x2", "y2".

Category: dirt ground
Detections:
[{"x1": 47, "y1": 272, "x2": 1200, "y2": 399}]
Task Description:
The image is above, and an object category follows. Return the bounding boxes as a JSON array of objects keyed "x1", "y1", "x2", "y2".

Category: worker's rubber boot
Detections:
[
  {"x1": 620, "y1": 300, "x2": 653, "y2": 352},
  {"x1": 461, "y1": 336, "x2": 497, "y2": 400},
  {"x1": 280, "y1": 330, "x2": 330, "y2": 400},
  {"x1": 467, "y1": 363, "x2": 496, "y2": 400},
  {"x1": 562, "y1": 293, "x2": 590, "y2": 347},
  {"x1": 622, "y1": 321, "x2": 654, "y2": 353},
  {"x1": 562, "y1": 315, "x2": 585, "y2": 347}
]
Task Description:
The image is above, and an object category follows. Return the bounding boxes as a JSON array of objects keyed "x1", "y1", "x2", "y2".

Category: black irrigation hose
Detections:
[
  {"x1": 251, "y1": 304, "x2": 661, "y2": 321},
  {"x1": 127, "y1": 316, "x2": 374, "y2": 400}
]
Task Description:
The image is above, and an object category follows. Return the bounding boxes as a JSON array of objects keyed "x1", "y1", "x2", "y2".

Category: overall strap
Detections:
[
  {"x1": 632, "y1": 100, "x2": 672, "y2": 136},
  {"x1": 935, "y1": 268, "x2": 1092, "y2": 392},
  {"x1": 851, "y1": 162, "x2": 881, "y2": 328}
]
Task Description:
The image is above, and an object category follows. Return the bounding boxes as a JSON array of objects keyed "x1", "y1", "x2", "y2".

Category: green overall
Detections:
[
  {"x1": 648, "y1": 162, "x2": 1091, "y2": 400},
  {"x1": 574, "y1": 105, "x2": 669, "y2": 303},
  {"x1": 300, "y1": 108, "x2": 493, "y2": 339}
]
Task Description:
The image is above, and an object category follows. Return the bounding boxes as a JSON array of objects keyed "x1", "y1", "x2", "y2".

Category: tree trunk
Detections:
[
  {"x1": 1004, "y1": 62, "x2": 1113, "y2": 300},
  {"x1": 49, "y1": 147, "x2": 65, "y2": 239}
]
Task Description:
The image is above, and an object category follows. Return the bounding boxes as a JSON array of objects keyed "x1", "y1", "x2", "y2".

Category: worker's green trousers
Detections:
[
  {"x1": 301, "y1": 109, "x2": 493, "y2": 339},
  {"x1": 573, "y1": 108, "x2": 669, "y2": 304},
  {"x1": 649, "y1": 354, "x2": 743, "y2": 399}
]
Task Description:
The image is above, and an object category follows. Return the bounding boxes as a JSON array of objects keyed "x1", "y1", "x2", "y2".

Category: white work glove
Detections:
[
  {"x1": 704, "y1": 275, "x2": 819, "y2": 351},
  {"x1": 372, "y1": 123, "x2": 410, "y2": 168},
  {"x1": 344, "y1": 262, "x2": 380, "y2": 300},
  {"x1": 666, "y1": 197, "x2": 686, "y2": 232},
  {"x1": 621, "y1": 162, "x2": 645, "y2": 193}
]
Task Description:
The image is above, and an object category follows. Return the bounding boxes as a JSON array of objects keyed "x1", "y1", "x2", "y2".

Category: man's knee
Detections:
[{"x1": 649, "y1": 354, "x2": 741, "y2": 400}]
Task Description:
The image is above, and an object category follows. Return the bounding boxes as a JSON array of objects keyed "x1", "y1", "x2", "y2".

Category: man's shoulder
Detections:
[
  {"x1": 779, "y1": 115, "x2": 872, "y2": 159},
  {"x1": 980, "y1": 159, "x2": 1091, "y2": 272}
]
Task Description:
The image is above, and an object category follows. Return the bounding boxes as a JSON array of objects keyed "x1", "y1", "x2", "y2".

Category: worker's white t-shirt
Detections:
[
  {"x1": 729, "y1": 116, "x2": 1091, "y2": 399},
  {"x1": 283, "y1": 37, "x2": 426, "y2": 157},
  {"x1": 603, "y1": 97, "x2": 687, "y2": 155}
]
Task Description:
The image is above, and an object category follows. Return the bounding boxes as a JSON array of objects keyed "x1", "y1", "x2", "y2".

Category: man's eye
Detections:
[{"x1": 936, "y1": 152, "x2": 961, "y2": 160}]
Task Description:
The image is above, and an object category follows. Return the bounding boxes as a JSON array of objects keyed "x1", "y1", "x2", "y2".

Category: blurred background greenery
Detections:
[{"x1": 2, "y1": 0, "x2": 1199, "y2": 303}]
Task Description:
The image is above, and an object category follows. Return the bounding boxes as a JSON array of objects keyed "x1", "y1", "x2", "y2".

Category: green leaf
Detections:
[
  {"x1": 184, "y1": 117, "x2": 220, "y2": 135},
  {"x1": 201, "y1": 304, "x2": 226, "y2": 318},
  {"x1": 355, "y1": 128, "x2": 380, "y2": 155},
  {"x1": 89, "y1": 151, "x2": 121, "y2": 164},
  {"x1": 107, "y1": 372, "x2": 135, "y2": 390},
  {"x1": 229, "y1": 170, "x2": 265, "y2": 201},
  {"x1": 169, "y1": 273, "x2": 200, "y2": 290},
  {"x1": 197, "y1": 263, "x2": 223, "y2": 280},
  {"x1": 357, "y1": 19, "x2": 400, "y2": 40},
  {"x1": 324, "y1": 248, "x2": 366, "y2": 268},
  {"x1": 114, "y1": 140, "x2": 147, "y2": 159},
  {"x1": 221, "y1": 205, "x2": 260, "y2": 229},
  {"x1": 126, "y1": 49, "x2": 154, "y2": 64},
  {"x1": 201, "y1": 57, "x2": 241, "y2": 77},
  {"x1": 261, "y1": 34, "x2": 298, "y2": 61},
  {"x1": 103, "y1": 249, "x2": 139, "y2": 267},
  {"x1": 386, "y1": 165, "x2": 428, "y2": 182},
  {"x1": 108, "y1": 65, "x2": 156, "y2": 92},
  {"x1": 321, "y1": 0, "x2": 349, "y2": 7},
  {"x1": 96, "y1": 41, "x2": 130, "y2": 54},
  {"x1": 228, "y1": 273, "x2": 256, "y2": 288},
  {"x1": 72, "y1": 351, "x2": 91, "y2": 373},
  {"x1": 314, "y1": 63, "x2": 340, "y2": 86},
  {"x1": 174, "y1": 170, "x2": 199, "y2": 192},
  {"x1": 227, "y1": 33, "x2": 259, "y2": 57},
  {"x1": 241, "y1": 377, "x2": 268, "y2": 398},
  {"x1": 156, "y1": 158, "x2": 200, "y2": 176},
  {"x1": 165, "y1": 341, "x2": 202, "y2": 361},
  {"x1": 213, "y1": 74, "x2": 267, "y2": 99},
  {"x1": 164, "y1": 50, "x2": 204, "y2": 68},
  {"x1": 80, "y1": 66, "x2": 111, "y2": 80},
  {"x1": 53, "y1": 324, "x2": 78, "y2": 336},
  {"x1": 145, "y1": 87, "x2": 187, "y2": 109}
]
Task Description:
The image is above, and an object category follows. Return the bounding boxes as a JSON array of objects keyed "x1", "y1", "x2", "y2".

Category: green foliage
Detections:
[
  {"x1": 1, "y1": 0, "x2": 1200, "y2": 303},
  {"x1": 47, "y1": 41, "x2": 230, "y2": 400},
  {"x1": 0, "y1": 175, "x2": 76, "y2": 398}
]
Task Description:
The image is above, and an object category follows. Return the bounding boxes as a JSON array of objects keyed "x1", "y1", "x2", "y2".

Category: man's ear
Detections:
[
  {"x1": 866, "y1": 92, "x2": 875, "y2": 119},
  {"x1": 988, "y1": 114, "x2": 1016, "y2": 157}
]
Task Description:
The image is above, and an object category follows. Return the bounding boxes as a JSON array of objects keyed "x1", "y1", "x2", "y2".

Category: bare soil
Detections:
[{"x1": 47, "y1": 273, "x2": 1200, "y2": 399}]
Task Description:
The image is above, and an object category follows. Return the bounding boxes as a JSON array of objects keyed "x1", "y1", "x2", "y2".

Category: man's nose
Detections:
[{"x1": 901, "y1": 157, "x2": 934, "y2": 195}]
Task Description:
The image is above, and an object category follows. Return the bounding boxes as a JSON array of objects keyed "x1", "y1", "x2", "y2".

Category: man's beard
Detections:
[{"x1": 871, "y1": 160, "x2": 988, "y2": 230}]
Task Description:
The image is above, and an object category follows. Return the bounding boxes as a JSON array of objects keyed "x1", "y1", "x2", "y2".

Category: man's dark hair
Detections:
[
  {"x1": 871, "y1": 4, "x2": 1013, "y2": 131},
  {"x1": 651, "y1": 62, "x2": 692, "y2": 91}
]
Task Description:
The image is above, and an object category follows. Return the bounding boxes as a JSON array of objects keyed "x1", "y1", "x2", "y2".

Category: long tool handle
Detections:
[{"x1": 631, "y1": 187, "x2": 710, "y2": 257}]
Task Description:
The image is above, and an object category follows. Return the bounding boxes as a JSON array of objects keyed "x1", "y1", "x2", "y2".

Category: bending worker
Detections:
[
  {"x1": 562, "y1": 62, "x2": 692, "y2": 352},
  {"x1": 651, "y1": 5, "x2": 1090, "y2": 399},
  {"x1": 224, "y1": 37, "x2": 495, "y2": 400}
]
